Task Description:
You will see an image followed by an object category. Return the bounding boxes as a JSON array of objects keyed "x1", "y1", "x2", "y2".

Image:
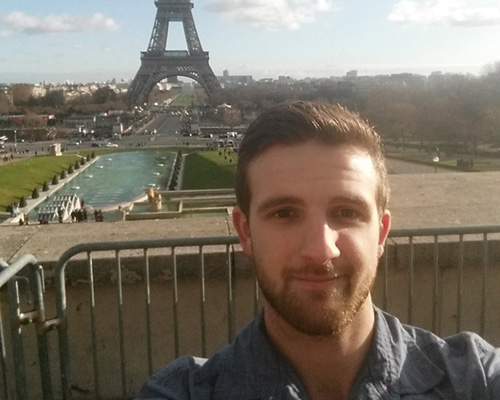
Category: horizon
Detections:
[{"x1": 1, "y1": 0, "x2": 499, "y2": 85}]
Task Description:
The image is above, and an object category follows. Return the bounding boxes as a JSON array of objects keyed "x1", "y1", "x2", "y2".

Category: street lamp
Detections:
[{"x1": 432, "y1": 156, "x2": 439, "y2": 173}]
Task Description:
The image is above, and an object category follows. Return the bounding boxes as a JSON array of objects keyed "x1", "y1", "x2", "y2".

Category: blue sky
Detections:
[{"x1": 1, "y1": 0, "x2": 500, "y2": 84}]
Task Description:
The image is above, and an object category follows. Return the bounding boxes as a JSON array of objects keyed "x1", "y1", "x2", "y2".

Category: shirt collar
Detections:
[
  {"x1": 359, "y1": 307, "x2": 445, "y2": 396},
  {"x1": 202, "y1": 313, "x2": 307, "y2": 399}
]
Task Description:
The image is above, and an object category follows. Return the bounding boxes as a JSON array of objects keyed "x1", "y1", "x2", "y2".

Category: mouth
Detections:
[{"x1": 291, "y1": 274, "x2": 344, "y2": 290}]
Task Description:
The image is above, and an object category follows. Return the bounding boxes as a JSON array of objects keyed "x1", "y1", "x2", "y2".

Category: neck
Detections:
[{"x1": 264, "y1": 299, "x2": 376, "y2": 400}]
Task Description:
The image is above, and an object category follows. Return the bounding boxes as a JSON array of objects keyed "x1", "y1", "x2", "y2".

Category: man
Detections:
[{"x1": 136, "y1": 101, "x2": 500, "y2": 399}]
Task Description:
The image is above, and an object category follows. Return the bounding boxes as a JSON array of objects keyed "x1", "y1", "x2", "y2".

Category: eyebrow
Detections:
[
  {"x1": 255, "y1": 193, "x2": 372, "y2": 215},
  {"x1": 330, "y1": 194, "x2": 371, "y2": 210},
  {"x1": 256, "y1": 196, "x2": 304, "y2": 215}
]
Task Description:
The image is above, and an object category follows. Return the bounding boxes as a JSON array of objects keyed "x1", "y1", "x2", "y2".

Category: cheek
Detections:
[{"x1": 338, "y1": 230, "x2": 379, "y2": 262}]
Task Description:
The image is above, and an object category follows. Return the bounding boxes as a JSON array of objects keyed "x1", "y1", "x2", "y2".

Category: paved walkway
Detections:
[{"x1": 2, "y1": 171, "x2": 500, "y2": 265}]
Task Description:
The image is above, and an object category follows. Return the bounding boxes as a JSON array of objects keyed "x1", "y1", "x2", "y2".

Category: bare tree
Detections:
[
  {"x1": 10, "y1": 84, "x2": 33, "y2": 106},
  {"x1": 221, "y1": 107, "x2": 242, "y2": 128}
]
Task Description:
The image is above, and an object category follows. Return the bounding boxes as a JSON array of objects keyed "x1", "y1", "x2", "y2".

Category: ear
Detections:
[
  {"x1": 377, "y1": 210, "x2": 391, "y2": 259},
  {"x1": 232, "y1": 206, "x2": 253, "y2": 258}
]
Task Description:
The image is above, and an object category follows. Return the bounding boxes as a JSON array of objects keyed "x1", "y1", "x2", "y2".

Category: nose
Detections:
[{"x1": 299, "y1": 220, "x2": 340, "y2": 265}]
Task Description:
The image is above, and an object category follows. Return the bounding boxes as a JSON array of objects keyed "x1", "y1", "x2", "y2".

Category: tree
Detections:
[
  {"x1": 0, "y1": 92, "x2": 12, "y2": 114},
  {"x1": 41, "y1": 90, "x2": 65, "y2": 107},
  {"x1": 92, "y1": 86, "x2": 117, "y2": 104},
  {"x1": 221, "y1": 107, "x2": 242, "y2": 128},
  {"x1": 11, "y1": 84, "x2": 33, "y2": 106}
]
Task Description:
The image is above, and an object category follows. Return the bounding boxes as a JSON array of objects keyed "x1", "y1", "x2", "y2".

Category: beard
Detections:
[{"x1": 256, "y1": 259, "x2": 376, "y2": 336}]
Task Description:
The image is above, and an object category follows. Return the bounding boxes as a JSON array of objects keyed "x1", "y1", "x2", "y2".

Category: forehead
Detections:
[{"x1": 246, "y1": 142, "x2": 378, "y2": 204}]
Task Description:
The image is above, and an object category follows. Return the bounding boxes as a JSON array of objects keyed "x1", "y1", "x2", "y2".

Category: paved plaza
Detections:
[{"x1": 2, "y1": 171, "x2": 500, "y2": 266}]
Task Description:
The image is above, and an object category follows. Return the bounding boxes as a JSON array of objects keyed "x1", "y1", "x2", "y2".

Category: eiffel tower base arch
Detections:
[{"x1": 128, "y1": 55, "x2": 222, "y2": 105}]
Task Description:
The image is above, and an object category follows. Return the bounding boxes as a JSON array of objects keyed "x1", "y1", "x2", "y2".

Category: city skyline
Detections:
[{"x1": 1, "y1": 0, "x2": 500, "y2": 84}]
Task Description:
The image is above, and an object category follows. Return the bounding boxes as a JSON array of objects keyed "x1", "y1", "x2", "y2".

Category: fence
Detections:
[{"x1": 1, "y1": 225, "x2": 500, "y2": 399}]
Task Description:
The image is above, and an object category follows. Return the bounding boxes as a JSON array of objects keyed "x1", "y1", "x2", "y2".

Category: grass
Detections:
[
  {"x1": 182, "y1": 150, "x2": 237, "y2": 189},
  {"x1": 0, "y1": 153, "x2": 93, "y2": 210},
  {"x1": 170, "y1": 94, "x2": 198, "y2": 108}
]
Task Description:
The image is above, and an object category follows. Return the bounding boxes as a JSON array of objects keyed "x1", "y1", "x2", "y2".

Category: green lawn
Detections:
[
  {"x1": 170, "y1": 94, "x2": 198, "y2": 108},
  {"x1": 182, "y1": 150, "x2": 237, "y2": 189},
  {"x1": 0, "y1": 153, "x2": 94, "y2": 210}
]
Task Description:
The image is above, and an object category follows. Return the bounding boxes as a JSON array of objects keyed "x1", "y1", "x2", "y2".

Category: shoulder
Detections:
[
  {"x1": 135, "y1": 356, "x2": 211, "y2": 400},
  {"x1": 376, "y1": 309, "x2": 500, "y2": 396},
  {"x1": 135, "y1": 317, "x2": 267, "y2": 400},
  {"x1": 379, "y1": 308, "x2": 499, "y2": 363}
]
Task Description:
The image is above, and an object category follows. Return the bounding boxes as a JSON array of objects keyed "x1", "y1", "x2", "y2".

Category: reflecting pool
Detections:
[{"x1": 33, "y1": 150, "x2": 176, "y2": 215}]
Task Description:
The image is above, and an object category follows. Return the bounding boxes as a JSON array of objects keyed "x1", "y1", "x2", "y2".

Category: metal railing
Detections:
[{"x1": 1, "y1": 225, "x2": 500, "y2": 400}]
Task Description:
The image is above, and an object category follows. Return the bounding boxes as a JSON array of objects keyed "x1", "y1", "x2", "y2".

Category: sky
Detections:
[{"x1": 1, "y1": 0, "x2": 500, "y2": 84}]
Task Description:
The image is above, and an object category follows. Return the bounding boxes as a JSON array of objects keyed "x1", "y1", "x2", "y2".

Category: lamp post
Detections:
[{"x1": 432, "y1": 156, "x2": 439, "y2": 173}]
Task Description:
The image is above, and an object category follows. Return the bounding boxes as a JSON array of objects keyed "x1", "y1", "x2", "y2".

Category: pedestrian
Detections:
[{"x1": 136, "y1": 101, "x2": 500, "y2": 399}]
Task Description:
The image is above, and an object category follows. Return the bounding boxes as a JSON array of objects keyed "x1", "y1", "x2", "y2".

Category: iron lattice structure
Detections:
[{"x1": 128, "y1": 0, "x2": 221, "y2": 104}]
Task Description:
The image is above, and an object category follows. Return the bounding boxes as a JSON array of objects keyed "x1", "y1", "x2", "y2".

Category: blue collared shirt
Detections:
[{"x1": 136, "y1": 308, "x2": 500, "y2": 399}]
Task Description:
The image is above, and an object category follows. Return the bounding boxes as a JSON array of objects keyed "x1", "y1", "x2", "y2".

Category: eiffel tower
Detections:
[{"x1": 128, "y1": 0, "x2": 221, "y2": 105}]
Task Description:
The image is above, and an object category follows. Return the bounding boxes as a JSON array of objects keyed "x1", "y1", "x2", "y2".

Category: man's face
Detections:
[{"x1": 233, "y1": 141, "x2": 391, "y2": 336}]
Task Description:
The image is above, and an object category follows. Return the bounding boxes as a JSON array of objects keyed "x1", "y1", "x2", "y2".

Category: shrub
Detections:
[
  {"x1": 75, "y1": 161, "x2": 80, "y2": 169},
  {"x1": 91, "y1": 151, "x2": 96, "y2": 159},
  {"x1": 60, "y1": 170, "x2": 67, "y2": 179},
  {"x1": 52, "y1": 175, "x2": 59, "y2": 185},
  {"x1": 68, "y1": 165, "x2": 74, "y2": 174},
  {"x1": 42, "y1": 181, "x2": 49, "y2": 191},
  {"x1": 32, "y1": 188, "x2": 40, "y2": 199},
  {"x1": 19, "y1": 196, "x2": 27, "y2": 207}
]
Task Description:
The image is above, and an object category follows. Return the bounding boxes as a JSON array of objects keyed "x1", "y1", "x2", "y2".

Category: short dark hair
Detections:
[{"x1": 235, "y1": 101, "x2": 389, "y2": 216}]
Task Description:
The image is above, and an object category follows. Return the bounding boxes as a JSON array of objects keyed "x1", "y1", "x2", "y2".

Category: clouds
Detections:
[
  {"x1": 0, "y1": 11, "x2": 119, "y2": 37},
  {"x1": 388, "y1": 0, "x2": 500, "y2": 26},
  {"x1": 206, "y1": 0, "x2": 336, "y2": 30}
]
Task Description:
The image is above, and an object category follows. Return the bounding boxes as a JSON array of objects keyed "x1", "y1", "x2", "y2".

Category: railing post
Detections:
[
  {"x1": 55, "y1": 260, "x2": 72, "y2": 400},
  {"x1": 0, "y1": 260, "x2": 10, "y2": 400},
  {"x1": 8, "y1": 276, "x2": 28, "y2": 400},
  {"x1": 29, "y1": 263, "x2": 54, "y2": 400}
]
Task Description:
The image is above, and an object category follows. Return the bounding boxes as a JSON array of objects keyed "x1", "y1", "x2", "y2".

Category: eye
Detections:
[
  {"x1": 336, "y1": 208, "x2": 358, "y2": 219},
  {"x1": 274, "y1": 209, "x2": 293, "y2": 219}
]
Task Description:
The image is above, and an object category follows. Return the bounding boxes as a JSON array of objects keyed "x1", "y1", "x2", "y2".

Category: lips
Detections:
[
  {"x1": 293, "y1": 274, "x2": 341, "y2": 282},
  {"x1": 290, "y1": 273, "x2": 346, "y2": 292}
]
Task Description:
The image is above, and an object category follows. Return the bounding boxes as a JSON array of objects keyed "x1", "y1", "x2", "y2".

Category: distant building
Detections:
[
  {"x1": 346, "y1": 70, "x2": 358, "y2": 79},
  {"x1": 427, "y1": 71, "x2": 470, "y2": 90},
  {"x1": 220, "y1": 70, "x2": 253, "y2": 86},
  {"x1": 278, "y1": 75, "x2": 293, "y2": 84},
  {"x1": 31, "y1": 85, "x2": 47, "y2": 98},
  {"x1": 389, "y1": 73, "x2": 426, "y2": 89},
  {"x1": 64, "y1": 115, "x2": 96, "y2": 136},
  {"x1": 95, "y1": 114, "x2": 121, "y2": 138}
]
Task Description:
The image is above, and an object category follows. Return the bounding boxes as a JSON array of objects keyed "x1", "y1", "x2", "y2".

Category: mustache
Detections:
[{"x1": 285, "y1": 261, "x2": 347, "y2": 278}]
